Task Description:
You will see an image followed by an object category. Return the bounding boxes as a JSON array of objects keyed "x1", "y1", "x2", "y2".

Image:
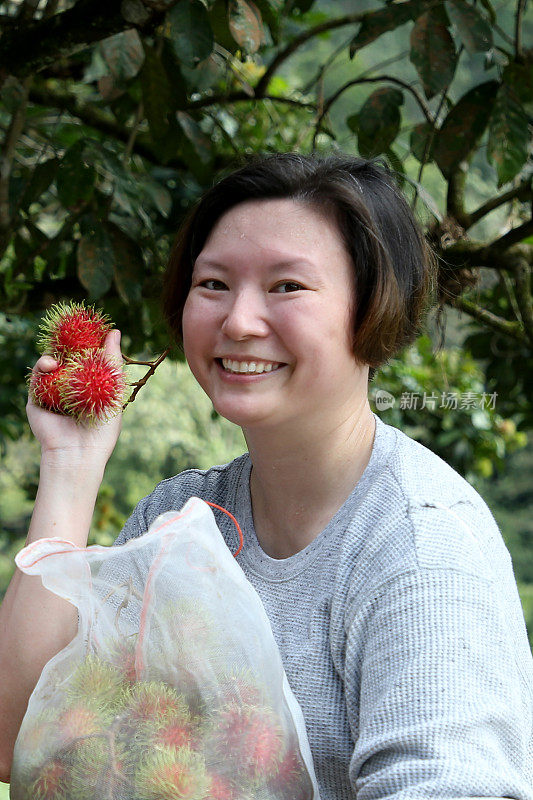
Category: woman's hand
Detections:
[{"x1": 26, "y1": 329, "x2": 124, "y2": 471}]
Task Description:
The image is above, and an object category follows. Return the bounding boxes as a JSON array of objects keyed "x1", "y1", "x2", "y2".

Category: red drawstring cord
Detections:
[{"x1": 205, "y1": 501, "x2": 244, "y2": 557}]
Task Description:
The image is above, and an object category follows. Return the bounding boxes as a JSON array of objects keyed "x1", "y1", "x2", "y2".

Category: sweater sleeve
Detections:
[{"x1": 345, "y1": 567, "x2": 533, "y2": 800}]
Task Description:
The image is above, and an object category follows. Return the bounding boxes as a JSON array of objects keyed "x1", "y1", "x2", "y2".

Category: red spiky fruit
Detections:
[
  {"x1": 32, "y1": 758, "x2": 69, "y2": 800},
  {"x1": 56, "y1": 703, "x2": 103, "y2": 748},
  {"x1": 66, "y1": 653, "x2": 126, "y2": 711},
  {"x1": 214, "y1": 703, "x2": 283, "y2": 781},
  {"x1": 28, "y1": 362, "x2": 71, "y2": 414},
  {"x1": 56, "y1": 349, "x2": 127, "y2": 425},
  {"x1": 155, "y1": 717, "x2": 195, "y2": 750},
  {"x1": 106, "y1": 636, "x2": 138, "y2": 685},
  {"x1": 134, "y1": 698, "x2": 197, "y2": 754},
  {"x1": 70, "y1": 738, "x2": 128, "y2": 799},
  {"x1": 37, "y1": 300, "x2": 112, "y2": 356},
  {"x1": 135, "y1": 746, "x2": 209, "y2": 800},
  {"x1": 120, "y1": 682, "x2": 189, "y2": 735}
]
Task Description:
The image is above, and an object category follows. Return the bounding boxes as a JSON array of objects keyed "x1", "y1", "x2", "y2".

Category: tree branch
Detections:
[
  {"x1": 448, "y1": 294, "x2": 528, "y2": 345},
  {"x1": 466, "y1": 179, "x2": 532, "y2": 228},
  {"x1": 188, "y1": 90, "x2": 315, "y2": 111},
  {"x1": 122, "y1": 347, "x2": 172, "y2": 409},
  {"x1": 0, "y1": 0, "x2": 162, "y2": 83},
  {"x1": 255, "y1": 0, "x2": 435, "y2": 98},
  {"x1": 446, "y1": 163, "x2": 469, "y2": 229},
  {"x1": 515, "y1": 0, "x2": 527, "y2": 61},
  {"x1": 496, "y1": 219, "x2": 533, "y2": 251},
  {"x1": 500, "y1": 270, "x2": 522, "y2": 325},
  {"x1": 28, "y1": 85, "x2": 161, "y2": 164},
  {"x1": 510, "y1": 250, "x2": 533, "y2": 342},
  {"x1": 0, "y1": 76, "x2": 31, "y2": 257},
  {"x1": 438, "y1": 239, "x2": 533, "y2": 274},
  {"x1": 255, "y1": 11, "x2": 369, "y2": 97},
  {"x1": 315, "y1": 74, "x2": 433, "y2": 135}
]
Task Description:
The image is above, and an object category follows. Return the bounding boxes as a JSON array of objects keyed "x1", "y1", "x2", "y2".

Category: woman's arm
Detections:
[
  {"x1": 0, "y1": 332, "x2": 123, "y2": 782},
  {"x1": 345, "y1": 563, "x2": 533, "y2": 799},
  {"x1": 0, "y1": 461, "x2": 105, "y2": 782}
]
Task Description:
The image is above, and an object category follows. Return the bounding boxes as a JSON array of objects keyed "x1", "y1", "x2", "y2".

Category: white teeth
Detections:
[{"x1": 221, "y1": 359, "x2": 280, "y2": 374}]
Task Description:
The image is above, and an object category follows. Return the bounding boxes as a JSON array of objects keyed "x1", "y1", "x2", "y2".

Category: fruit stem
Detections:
[{"x1": 121, "y1": 346, "x2": 172, "y2": 410}]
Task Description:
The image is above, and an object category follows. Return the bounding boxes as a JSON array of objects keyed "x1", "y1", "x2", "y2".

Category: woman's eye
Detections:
[
  {"x1": 272, "y1": 282, "x2": 303, "y2": 293},
  {"x1": 199, "y1": 279, "x2": 227, "y2": 290}
]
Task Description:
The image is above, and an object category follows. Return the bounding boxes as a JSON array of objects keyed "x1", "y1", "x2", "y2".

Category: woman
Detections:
[{"x1": 1, "y1": 153, "x2": 532, "y2": 798}]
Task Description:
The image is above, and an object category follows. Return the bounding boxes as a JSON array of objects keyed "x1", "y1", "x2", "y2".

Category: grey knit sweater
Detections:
[{"x1": 113, "y1": 413, "x2": 533, "y2": 799}]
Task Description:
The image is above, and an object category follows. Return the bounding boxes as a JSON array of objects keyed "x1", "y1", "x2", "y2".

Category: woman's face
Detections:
[{"x1": 182, "y1": 198, "x2": 369, "y2": 432}]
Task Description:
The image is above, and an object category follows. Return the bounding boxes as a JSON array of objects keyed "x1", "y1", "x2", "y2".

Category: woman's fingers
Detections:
[
  {"x1": 32, "y1": 355, "x2": 59, "y2": 375},
  {"x1": 103, "y1": 329, "x2": 122, "y2": 363}
]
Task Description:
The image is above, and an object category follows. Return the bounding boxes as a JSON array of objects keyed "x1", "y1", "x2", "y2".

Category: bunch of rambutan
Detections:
[
  {"x1": 27, "y1": 300, "x2": 128, "y2": 425},
  {"x1": 18, "y1": 650, "x2": 314, "y2": 800}
]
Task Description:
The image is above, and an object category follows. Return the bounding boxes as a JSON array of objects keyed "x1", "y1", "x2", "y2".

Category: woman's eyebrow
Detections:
[{"x1": 194, "y1": 257, "x2": 319, "y2": 273}]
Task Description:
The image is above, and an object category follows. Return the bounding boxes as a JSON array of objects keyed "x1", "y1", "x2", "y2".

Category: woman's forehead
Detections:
[{"x1": 200, "y1": 198, "x2": 344, "y2": 257}]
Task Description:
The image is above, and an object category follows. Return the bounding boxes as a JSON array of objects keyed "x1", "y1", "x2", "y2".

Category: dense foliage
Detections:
[{"x1": 0, "y1": 0, "x2": 532, "y2": 443}]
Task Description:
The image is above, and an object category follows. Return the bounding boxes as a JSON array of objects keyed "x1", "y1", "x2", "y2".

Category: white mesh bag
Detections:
[{"x1": 10, "y1": 497, "x2": 320, "y2": 800}]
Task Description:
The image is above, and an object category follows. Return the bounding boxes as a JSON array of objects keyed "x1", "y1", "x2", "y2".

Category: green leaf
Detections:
[
  {"x1": 445, "y1": 0, "x2": 492, "y2": 53},
  {"x1": 228, "y1": 0, "x2": 265, "y2": 53},
  {"x1": 139, "y1": 177, "x2": 172, "y2": 217},
  {"x1": 159, "y1": 39, "x2": 189, "y2": 109},
  {"x1": 350, "y1": 1, "x2": 420, "y2": 57},
  {"x1": 140, "y1": 43, "x2": 176, "y2": 143},
  {"x1": 77, "y1": 218, "x2": 115, "y2": 300},
  {"x1": 176, "y1": 112, "x2": 213, "y2": 181},
  {"x1": 167, "y1": 0, "x2": 214, "y2": 68},
  {"x1": 385, "y1": 147, "x2": 406, "y2": 183},
  {"x1": 433, "y1": 80, "x2": 499, "y2": 178},
  {"x1": 106, "y1": 221, "x2": 144, "y2": 305},
  {"x1": 401, "y1": 174, "x2": 443, "y2": 221},
  {"x1": 254, "y1": 0, "x2": 281, "y2": 42},
  {"x1": 410, "y1": 10, "x2": 457, "y2": 99},
  {"x1": 208, "y1": 0, "x2": 240, "y2": 53},
  {"x1": 488, "y1": 84, "x2": 530, "y2": 187},
  {"x1": 56, "y1": 142, "x2": 96, "y2": 208},
  {"x1": 478, "y1": 0, "x2": 497, "y2": 24},
  {"x1": 99, "y1": 29, "x2": 145, "y2": 84},
  {"x1": 410, "y1": 121, "x2": 435, "y2": 163},
  {"x1": 503, "y1": 62, "x2": 533, "y2": 115},
  {"x1": 349, "y1": 88, "x2": 404, "y2": 157},
  {"x1": 177, "y1": 112, "x2": 212, "y2": 163},
  {"x1": 19, "y1": 158, "x2": 58, "y2": 211},
  {"x1": 180, "y1": 51, "x2": 224, "y2": 92}
]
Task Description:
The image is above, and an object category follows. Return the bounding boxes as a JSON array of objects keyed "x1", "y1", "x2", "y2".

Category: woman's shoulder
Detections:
[
  {"x1": 347, "y1": 415, "x2": 508, "y2": 585},
  {"x1": 374, "y1": 414, "x2": 485, "y2": 509},
  {"x1": 113, "y1": 452, "x2": 250, "y2": 545}
]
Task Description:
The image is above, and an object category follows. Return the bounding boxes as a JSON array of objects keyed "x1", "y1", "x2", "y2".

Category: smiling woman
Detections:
[{"x1": 1, "y1": 153, "x2": 532, "y2": 799}]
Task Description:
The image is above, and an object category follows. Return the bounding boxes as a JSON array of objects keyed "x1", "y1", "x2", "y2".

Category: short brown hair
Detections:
[{"x1": 161, "y1": 153, "x2": 437, "y2": 374}]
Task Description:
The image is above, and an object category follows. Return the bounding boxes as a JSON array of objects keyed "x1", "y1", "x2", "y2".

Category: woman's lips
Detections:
[
  {"x1": 215, "y1": 358, "x2": 286, "y2": 379},
  {"x1": 220, "y1": 357, "x2": 283, "y2": 374}
]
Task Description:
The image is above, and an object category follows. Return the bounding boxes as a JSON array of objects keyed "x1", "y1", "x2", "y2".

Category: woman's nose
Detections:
[{"x1": 221, "y1": 289, "x2": 269, "y2": 341}]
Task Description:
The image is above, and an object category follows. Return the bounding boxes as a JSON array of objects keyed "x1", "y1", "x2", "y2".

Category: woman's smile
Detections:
[{"x1": 217, "y1": 357, "x2": 286, "y2": 375}]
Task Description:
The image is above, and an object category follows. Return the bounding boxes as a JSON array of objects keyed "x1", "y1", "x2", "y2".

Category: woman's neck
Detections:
[{"x1": 243, "y1": 398, "x2": 376, "y2": 559}]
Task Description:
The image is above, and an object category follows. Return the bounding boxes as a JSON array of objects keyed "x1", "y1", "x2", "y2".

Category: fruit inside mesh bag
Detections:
[{"x1": 10, "y1": 498, "x2": 320, "y2": 800}]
